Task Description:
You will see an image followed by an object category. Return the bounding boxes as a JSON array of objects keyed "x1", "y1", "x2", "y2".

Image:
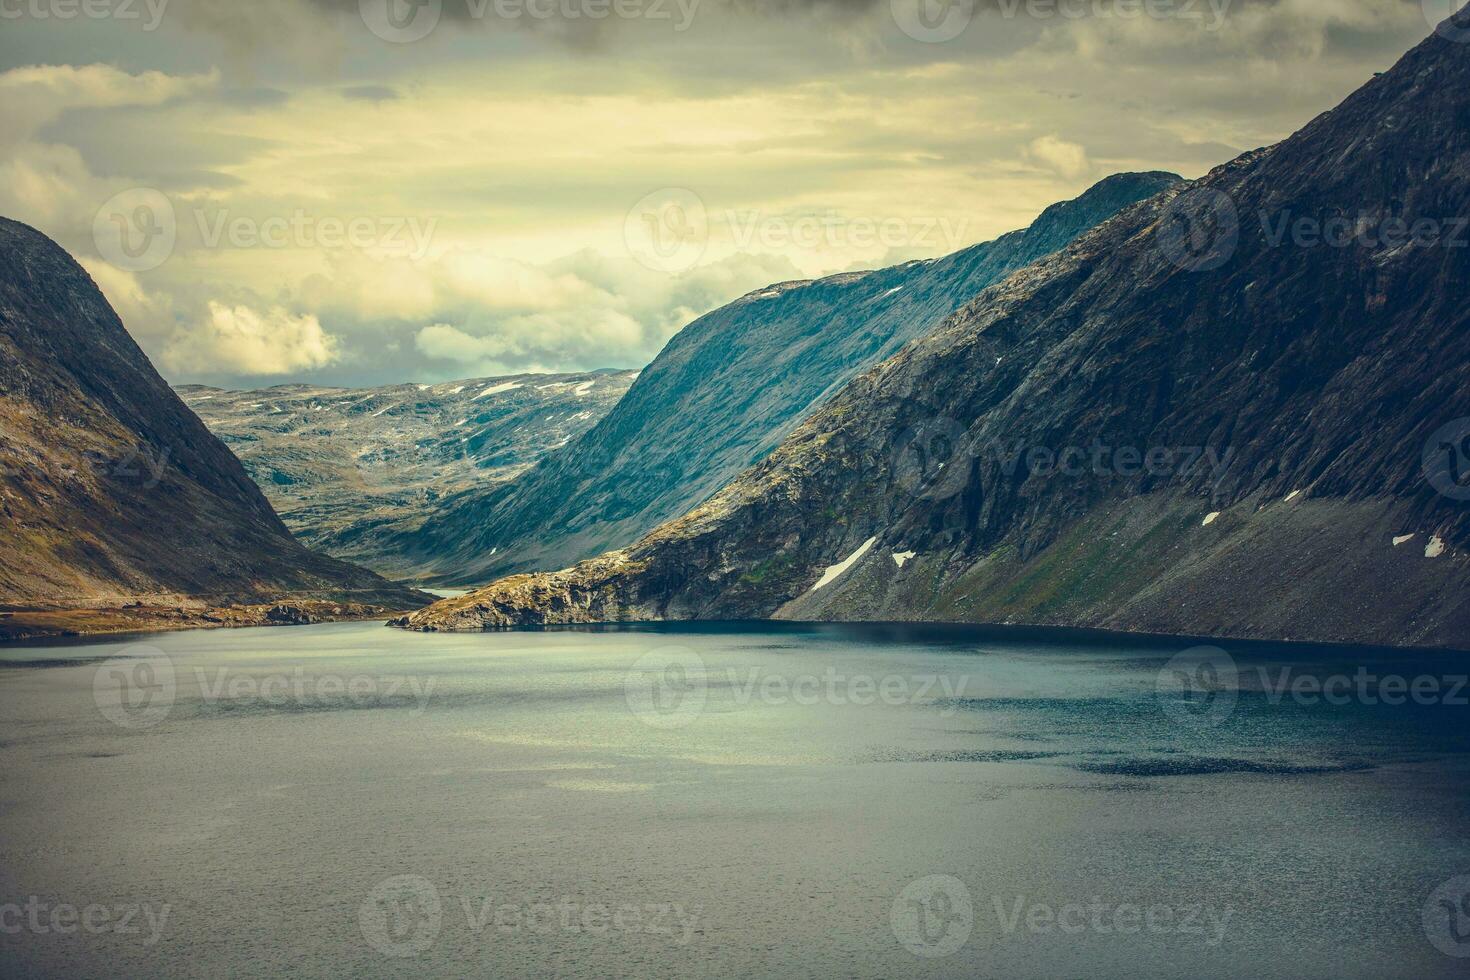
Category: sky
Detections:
[{"x1": 0, "y1": 0, "x2": 1455, "y2": 388}]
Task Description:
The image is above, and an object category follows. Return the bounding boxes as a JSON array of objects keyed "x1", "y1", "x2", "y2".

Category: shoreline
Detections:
[{"x1": 0, "y1": 600, "x2": 419, "y2": 644}]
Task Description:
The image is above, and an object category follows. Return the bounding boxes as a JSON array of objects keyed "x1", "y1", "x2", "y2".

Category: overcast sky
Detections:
[{"x1": 0, "y1": 0, "x2": 1452, "y2": 388}]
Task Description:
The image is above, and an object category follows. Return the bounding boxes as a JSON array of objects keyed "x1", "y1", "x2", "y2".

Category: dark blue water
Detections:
[{"x1": 1, "y1": 621, "x2": 1468, "y2": 978}]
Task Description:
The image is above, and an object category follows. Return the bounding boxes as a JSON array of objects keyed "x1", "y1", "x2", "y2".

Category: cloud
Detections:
[
  {"x1": 0, "y1": 0, "x2": 1442, "y2": 389},
  {"x1": 161, "y1": 301, "x2": 342, "y2": 376},
  {"x1": 0, "y1": 64, "x2": 219, "y2": 256},
  {"x1": 0, "y1": 63, "x2": 219, "y2": 154},
  {"x1": 341, "y1": 85, "x2": 400, "y2": 101},
  {"x1": 1025, "y1": 135, "x2": 1092, "y2": 180},
  {"x1": 297, "y1": 246, "x2": 801, "y2": 377}
]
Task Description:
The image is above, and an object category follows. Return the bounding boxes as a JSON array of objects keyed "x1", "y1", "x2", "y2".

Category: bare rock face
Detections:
[
  {"x1": 388, "y1": 171, "x2": 1181, "y2": 585},
  {"x1": 180, "y1": 370, "x2": 635, "y2": 580},
  {"x1": 0, "y1": 218, "x2": 428, "y2": 616},
  {"x1": 402, "y1": 16, "x2": 1470, "y2": 649}
]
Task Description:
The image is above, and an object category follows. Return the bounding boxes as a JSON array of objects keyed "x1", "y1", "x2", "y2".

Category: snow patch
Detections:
[
  {"x1": 447, "y1": 386, "x2": 466, "y2": 395},
  {"x1": 892, "y1": 551, "x2": 916, "y2": 568},
  {"x1": 1426, "y1": 536, "x2": 1446, "y2": 559},
  {"x1": 573, "y1": 381, "x2": 596, "y2": 396},
  {"x1": 811, "y1": 537, "x2": 877, "y2": 592},
  {"x1": 473, "y1": 381, "x2": 522, "y2": 400},
  {"x1": 1285, "y1": 490, "x2": 1301, "y2": 502},
  {"x1": 1202, "y1": 512, "x2": 1220, "y2": 526},
  {"x1": 882, "y1": 286, "x2": 904, "y2": 297},
  {"x1": 370, "y1": 406, "x2": 391, "y2": 418},
  {"x1": 1392, "y1": 534, "x2": 1415, "y2": 547}
]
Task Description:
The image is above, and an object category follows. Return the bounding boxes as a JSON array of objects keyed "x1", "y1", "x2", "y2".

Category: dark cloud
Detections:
[
  {"x1": 342, "y1": 84, "x2": 401, "y2": 100},
  {"x1": 214, "y1": 87, "x2": 293, "y2": 108}
]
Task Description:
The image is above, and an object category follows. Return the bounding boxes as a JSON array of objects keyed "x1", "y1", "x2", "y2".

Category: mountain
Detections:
[
  {"x1": 180, "y1": 370, "x2": 635, "y2": 579},
  {"x1": 400, "y1": 15, "x2": 1470, "y2": 648},
  {"x1": 0, "y1": 218, "x2": 428, "y2": 638},
  {"x1": 386, "y1": 172, "x2": 1180, "y2": 584}
]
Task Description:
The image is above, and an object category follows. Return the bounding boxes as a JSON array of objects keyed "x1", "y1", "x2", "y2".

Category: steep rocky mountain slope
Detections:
[
  {"x1": 388, "y1": 172, "x2": 1180, "y2": 584},
  {"x1": 180, "y1": 370, "x2": 634, "y2": 578},
  {"x1": 0, "y1": 218, "x2": 427, "y2": 634},
  {"x1": 402, "y1": 14, "x2": 1470, "y2": 648}
]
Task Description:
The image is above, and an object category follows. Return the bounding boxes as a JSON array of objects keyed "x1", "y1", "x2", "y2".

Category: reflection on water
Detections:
[{"x1": 0, "y1": 621, "x2": 1467, "y2": 978}]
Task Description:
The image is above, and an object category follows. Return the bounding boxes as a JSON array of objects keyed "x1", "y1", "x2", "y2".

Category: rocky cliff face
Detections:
[
  {"x1": 180, "y1": 370, "x2": 634, "y2": 579},
  {"x1": 0, "y1": 218, "x2": 427, "y2": 616},
  {"x1": 387, "y1": 172, "x2": 1180, "y2": 584},
  {"x1": 400, "y1": 15, "x2": 1470, "y2": 649}
]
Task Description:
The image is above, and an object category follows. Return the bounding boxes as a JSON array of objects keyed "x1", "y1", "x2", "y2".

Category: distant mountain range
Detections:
[
  {"x1": 384, "y1": 171, "x2": 1180, "y2": 585},
  {"x1": 401, "y1": 14, "x2": 1470, "y2": 648},
  {"x1": 179, "y1": 370, "x2": 635, "y2": 580},
  {"x1": 0, "y1": 218, "x2": 427, "y2": 640}
]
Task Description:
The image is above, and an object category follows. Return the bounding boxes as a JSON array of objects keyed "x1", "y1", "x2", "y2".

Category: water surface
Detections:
[{"x1": 1, "y1": 622, "x2": 1467, "y2": 978}]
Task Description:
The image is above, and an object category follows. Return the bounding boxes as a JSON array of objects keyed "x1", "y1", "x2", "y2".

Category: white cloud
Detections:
[
  {"x1": 1025, "y1": 136, "x2": 1092, "y2": 180},
  {"x1": 162, "y1": 301, "x2": 341, "y2": 376}
]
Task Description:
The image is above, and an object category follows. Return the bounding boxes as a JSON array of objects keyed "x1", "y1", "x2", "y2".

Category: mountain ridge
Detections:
[
  {"x1": 399, "y1": 15, "x2": 1470, "y2": 648},
  {"x1": 180, "y1": 368, "x2": 636, "y2": 579},
  {"x1": 388, "y1": 170, "x2": 1182, "y2": 584},
  {"x1": 0, "y1": 217, "x2": 428, "y2": 638}
]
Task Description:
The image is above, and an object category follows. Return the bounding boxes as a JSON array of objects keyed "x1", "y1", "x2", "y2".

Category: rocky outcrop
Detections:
[
  {"x1": 400, "y1": 13, "x2": 1470, "y2": 649},
  {"x1": 180, "y1": 370, "x2": 634, "y2": 580},
  {"x1": 0, "y1": 218, "x2": 429, "y2": 615},
  {"x1": 386, "y1": 171, "x2": 1180, "y2": 584}
]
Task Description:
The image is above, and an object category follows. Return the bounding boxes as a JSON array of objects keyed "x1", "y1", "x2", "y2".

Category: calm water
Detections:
[{"x1": 1, "y1": 621, "x2": 1468, "y2": 978}]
